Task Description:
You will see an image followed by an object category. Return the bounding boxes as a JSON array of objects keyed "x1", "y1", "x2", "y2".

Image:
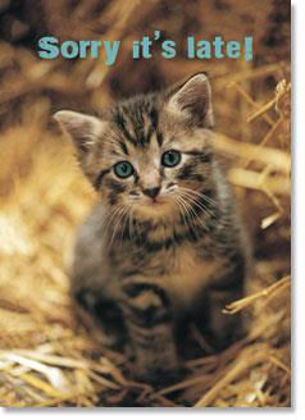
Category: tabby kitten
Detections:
[{"x1": 54, "y1": 73, "x2": 249, "y2": 383}]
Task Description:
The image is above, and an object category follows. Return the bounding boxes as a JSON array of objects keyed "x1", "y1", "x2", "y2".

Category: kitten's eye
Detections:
[
  {"x1": 113, "y1": 161, "x2": 134, "y2": 178},
  {"x1": 161, "y1": 150, "x2": 181, "y2": 168}
]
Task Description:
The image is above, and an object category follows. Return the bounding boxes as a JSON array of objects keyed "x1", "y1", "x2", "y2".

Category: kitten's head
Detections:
[{"x1": 54, "y1": 73, "x2": 215, "y2": 223}]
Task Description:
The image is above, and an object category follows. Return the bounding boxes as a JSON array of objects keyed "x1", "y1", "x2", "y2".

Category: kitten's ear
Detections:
[
  {"x1": 53, "y1": 110, "x2": 103, "y2": 157},
  {"x1": 166, "y1": 73, "x2": 214, "y2": 128}
]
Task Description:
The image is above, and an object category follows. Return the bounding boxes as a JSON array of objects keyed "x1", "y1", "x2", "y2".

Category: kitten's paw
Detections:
[
  {"x1": 73, "y1": 289, "x2": 127, "y2": 350},
  {"x1": 204, "y1": 314, "x2": 246, "y2": 352},
  {"x1": 94, "y1": 328, "x2": 125, "y2": 349}
]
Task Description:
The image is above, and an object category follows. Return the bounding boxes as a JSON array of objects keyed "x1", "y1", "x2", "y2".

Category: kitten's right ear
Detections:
[{"x1": 53, "y1": 110, "x2": 103, "y2": 159}]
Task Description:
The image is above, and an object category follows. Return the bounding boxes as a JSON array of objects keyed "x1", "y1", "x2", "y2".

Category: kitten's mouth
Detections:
[
  {"x1": 151, "y1": 198, "x2": 162, "y2": 204},
  {"x1": 145, "y1": 197, "x2": 166, "y2": 206},
  {"x1": 136, "y1": 197, "x2": 171, "y2": 214}
]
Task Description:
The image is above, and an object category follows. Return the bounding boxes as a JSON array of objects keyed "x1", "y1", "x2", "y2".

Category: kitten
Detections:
[{"x1": 54, "y1": 73, "x2": 250, "y2": 384}]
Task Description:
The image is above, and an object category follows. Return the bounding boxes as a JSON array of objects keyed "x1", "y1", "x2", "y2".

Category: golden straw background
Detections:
[{"x1": 0, "y1": 0, "x2": 290, "y2": 407}]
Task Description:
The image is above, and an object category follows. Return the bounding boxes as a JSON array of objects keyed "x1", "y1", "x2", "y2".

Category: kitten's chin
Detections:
[{"x1": 133, "y1": 199, "x2": 177, "y2": 219}]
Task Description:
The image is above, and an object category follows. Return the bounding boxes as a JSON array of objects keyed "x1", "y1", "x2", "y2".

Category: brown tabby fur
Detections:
[{"x1": 54, "y1": 73, "x2": 250, "y2": 384}]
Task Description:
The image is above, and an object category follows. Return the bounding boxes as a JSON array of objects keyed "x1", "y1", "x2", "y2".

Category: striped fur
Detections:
[{"x1": 55, "y1": 74, "x2": 250, "y2": 384}]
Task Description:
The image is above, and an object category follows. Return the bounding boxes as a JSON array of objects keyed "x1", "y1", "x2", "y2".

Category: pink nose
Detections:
[{"x1": 143, "y1": 187, "x2": 160, "y2": 199}]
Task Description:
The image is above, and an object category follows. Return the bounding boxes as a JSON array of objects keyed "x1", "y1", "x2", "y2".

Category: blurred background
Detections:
[{"x1": 0, "y1": 0, "x2": 290, "y2": 407}]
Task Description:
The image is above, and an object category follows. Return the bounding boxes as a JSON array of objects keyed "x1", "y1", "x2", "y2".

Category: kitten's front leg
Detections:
[
  {"x1": 204, "y1": 286, "x2": 244, "y2": 350},
  {"x1": 194, "y1": 258, "x2": 246, "y2": 351},
  {"x1": 73, "y1": 286, "x2": 128, "y2": 349},
  {"x1": 119, "y1": 280, "x2": 181, "y2": 383}
]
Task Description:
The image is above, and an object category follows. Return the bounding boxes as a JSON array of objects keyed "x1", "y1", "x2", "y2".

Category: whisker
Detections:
[
  {"x1": 121, "y1": 208, "x2": 132, "y2": 245},
  {"x1": 128, "y1": 207, "x2": 134, "y2": 240},
  {"x1": 102, "y1": 205, "x2": 125, "y2": 234},
  {"x1": 176, "y1": 194, "x2": 205, "y2": 233},
  {"x1": 179, "y1": 187, "x2": 216, "y2": 214},
  {"x1": 178, "y1": 195, "x2": 209, "y2": 232},
  {"x1": 179, "y1": 186, "x2": 218, "y2": 207},
  {"x1": 179, "y1": 187, "x2": 216, "y2": 208},
  {"x1": 175, "y1": 196, "x2": 191, "y2": 229},
  {"x1": 179, "y1": 190, "x2": 215, "y2": 219},
  {"x1": 109, "y1": 206, "x2": 128, "y2": 247}
]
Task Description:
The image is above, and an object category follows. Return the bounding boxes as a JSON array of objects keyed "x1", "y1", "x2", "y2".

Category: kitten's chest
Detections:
[
  {"x1": 163, "y1": 245, "x2": 220, "y2": 307},
  {"x1": 126, "y1": 243, "x2": 221, "y2": 308},
  {"x1": 114, "y1": 239, "x2": 222, "y2": 308}
]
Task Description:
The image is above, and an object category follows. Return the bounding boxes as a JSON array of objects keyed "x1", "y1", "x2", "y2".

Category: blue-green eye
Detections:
[
  {"x1": 161, "y1": 150, "x2": 181, "y2": 168},
  {"x1": 114, "y1": 161, "x2": 134, "y2": 178}
]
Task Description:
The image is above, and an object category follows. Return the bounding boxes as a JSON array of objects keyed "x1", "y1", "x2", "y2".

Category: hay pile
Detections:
[{"x1": 0, "y1": 0, "x2": 290, "y2": 407}]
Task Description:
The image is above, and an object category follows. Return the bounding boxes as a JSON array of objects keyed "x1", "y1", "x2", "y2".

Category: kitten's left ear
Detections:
[{"x1": 166, "y1": 73, "x2": 214, "y2": 128}]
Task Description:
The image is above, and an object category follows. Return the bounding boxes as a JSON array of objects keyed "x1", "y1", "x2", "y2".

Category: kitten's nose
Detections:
[{"x1": 143, "y1": 187, "x2": 160, "y2": 199}]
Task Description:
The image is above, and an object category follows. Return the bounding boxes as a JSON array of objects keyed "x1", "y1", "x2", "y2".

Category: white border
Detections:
[
  {"x1": 293, "y1": 0, "x2": 305, "y2": 417},
  {"x1": 0, "y1": 0, "x2": 302, "y2": 418}
]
